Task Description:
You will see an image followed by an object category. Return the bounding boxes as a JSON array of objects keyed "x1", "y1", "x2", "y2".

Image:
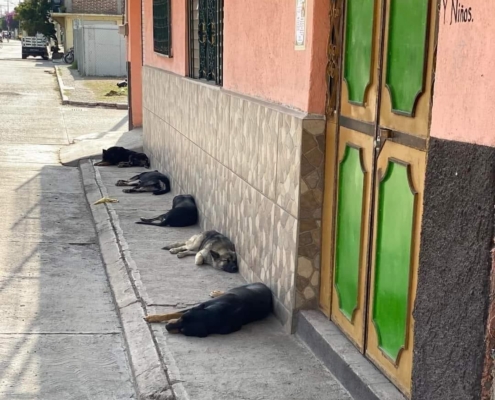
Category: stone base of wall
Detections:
[
  {"x1": 412, "y1": 137, "x2": 495, "y2": 400},
  {"x1": 142, "y1": 66, "x2": 326, "y2": 331}
]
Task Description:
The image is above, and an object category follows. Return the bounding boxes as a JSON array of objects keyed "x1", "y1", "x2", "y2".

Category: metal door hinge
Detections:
[{"x1": 374, "y1": 128, "x2": 393, "y2": 153}]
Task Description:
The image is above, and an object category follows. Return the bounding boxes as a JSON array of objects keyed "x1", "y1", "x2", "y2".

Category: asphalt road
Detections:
[{"x1": 0, "y1": 40, "x2": 136, "y2": 399}]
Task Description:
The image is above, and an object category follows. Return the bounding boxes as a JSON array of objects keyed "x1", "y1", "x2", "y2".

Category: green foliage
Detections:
[
  {"x1": 15, "y1": 0, "x2": 55, "y2": 39},
  {"x1": 69, "y1": 60, "x2": 78, "y2": 70}
]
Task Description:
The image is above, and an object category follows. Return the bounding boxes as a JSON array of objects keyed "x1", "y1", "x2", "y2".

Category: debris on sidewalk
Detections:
[
  {"x1": 93, "y1": 196, "x2": 118, "y2": 205},
  {"x1": 104, "y1": 89, "x2": 127, "y2": 97}
]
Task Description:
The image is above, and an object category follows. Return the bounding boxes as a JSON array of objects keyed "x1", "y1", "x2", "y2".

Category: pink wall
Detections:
[
  {"x1": 430, "y1": 0, "x2": 495, "y2": 146},
  {"x1": 128, "y1": 0, "x2": 143, "y2": 127},
  {"x1": 223, "y1": 0, "x2": 329, "y2": 113},
  {"x1": 140, "y1": 0, "x2": 329, "y2": 114},
  {"x1": 143, "y1": 0, "x2": 188, "y2": 75}
]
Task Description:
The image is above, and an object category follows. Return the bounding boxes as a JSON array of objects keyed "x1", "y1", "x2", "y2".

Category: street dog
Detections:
[
  {"x1": 136, "y1": 194, "x2": 198, "y2": 227},
  {"x1": 144, "y1": 283, "x2": 272, "y2": 337},
  {"x1": 94, "y1": 146, "x2": 150, "y2": 168},
  {"x1": 116, "y1": 171, "x2": 171, "y2": 195},
  {"x1": 163, "y1": 230, "x2": 238, "y2": 273}
]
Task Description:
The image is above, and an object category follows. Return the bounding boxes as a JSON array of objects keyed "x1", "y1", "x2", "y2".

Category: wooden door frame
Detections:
[
  {"x1": 320, "y1": 0, "x2": 440, "y2": 320},
  {"x1": 319, "y1": 0, "x2": 345, "y2": 318},
  {"x1": 320, "y1": 0, "x2": 441, "y2": 397}
]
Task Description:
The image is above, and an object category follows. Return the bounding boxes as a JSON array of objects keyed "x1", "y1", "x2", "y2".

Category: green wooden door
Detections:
[{"x1": 328, "y1": 0, "x2": 437, "y2": 396}]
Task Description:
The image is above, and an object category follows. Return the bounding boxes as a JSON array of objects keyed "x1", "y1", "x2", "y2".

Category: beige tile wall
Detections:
[{"x1": 142, "y1": 66, "x2": 325, "y2": 331}]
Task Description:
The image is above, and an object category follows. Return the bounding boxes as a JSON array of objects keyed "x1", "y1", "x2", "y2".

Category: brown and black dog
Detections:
[
  {"x1": 116, "y1": 171, "x2": 171, "y2": 195},
  {"x1": 94, "y1": 146, "x2": 150, "y2": 168},
  {"x1": 144, "y1": 283, "x2": 272, "y2": 337}
]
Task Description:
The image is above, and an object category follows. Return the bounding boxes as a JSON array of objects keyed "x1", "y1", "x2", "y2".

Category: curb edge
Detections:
[
  {"x1": 53, "y1": 66, "x2": 129, "y2": 110},
  {"x1": 54, "y1": 65, "x2": 69, "y2": 104},
  {"x1": 80, "y1": 159, "x2": 175, "y2": 400}
]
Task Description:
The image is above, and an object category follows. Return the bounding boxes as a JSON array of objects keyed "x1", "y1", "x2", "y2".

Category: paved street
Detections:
[{"x1": 0, "y1": 40, "x2": 135, "y2": 399}]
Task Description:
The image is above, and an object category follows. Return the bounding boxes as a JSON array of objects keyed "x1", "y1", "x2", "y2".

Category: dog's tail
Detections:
[{"x1": 153, "y1": 176, "x2": 171, "y2": 195}]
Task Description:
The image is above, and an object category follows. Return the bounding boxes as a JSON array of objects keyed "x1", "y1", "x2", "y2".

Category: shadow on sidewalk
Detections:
[{"x1": 0, "y1": 163, "x2": 134, "y2": 398}]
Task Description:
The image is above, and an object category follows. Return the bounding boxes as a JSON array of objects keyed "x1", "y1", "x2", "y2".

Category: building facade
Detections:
[
  {"x1": 127, "y1": 0, "x2": 495, "y2": 399},
  {"x1": 51, "y1": 0, "x2": 123, "y2": 50}
]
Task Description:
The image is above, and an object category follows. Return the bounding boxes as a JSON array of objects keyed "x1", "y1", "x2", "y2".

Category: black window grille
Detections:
[
  {"x1": 188, "y1": 0, "x2": 223, "y2": 86},
  {"x1": 153, "y1": 0, "x2": 171, "y2": 56}
]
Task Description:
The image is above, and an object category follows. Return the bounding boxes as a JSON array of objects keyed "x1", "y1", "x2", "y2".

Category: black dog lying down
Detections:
[
  {"x1": 136, "y1": 194, "x2": 198, "y2": 227},
  {"x1": 116, "y1": 171, "x2": 171, "y2": 195},
  {"x1": 144, "y1": 283, "x2": 272, "y2": 337},
  {"x1": 94, "y1": 146, "x2": 150, "y2": 168}
]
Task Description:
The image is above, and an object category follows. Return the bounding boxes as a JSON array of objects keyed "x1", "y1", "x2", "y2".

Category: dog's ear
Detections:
[
  {"x1": 210, "y1": 250, "x2": 220, "y2": 260},
  {"x1": 102, "y1": 149, "x2": 107, "y2": 155}
]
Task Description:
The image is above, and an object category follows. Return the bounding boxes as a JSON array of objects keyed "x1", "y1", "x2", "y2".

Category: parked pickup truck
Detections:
[{"x1": 21, "y1": 35, "x2": 49, "y2": 60}]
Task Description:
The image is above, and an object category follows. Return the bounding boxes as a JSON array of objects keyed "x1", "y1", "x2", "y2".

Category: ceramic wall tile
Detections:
[
  {"x1": 276, "y1": 114, "x2": 302, "y2": 218},
  {"x1": 271, "y1": 206, "x2": 298, "y2": 311},
  {"x1": 204, "y1": 88, "x2": 218, "y2": 160},
  {"x1": 167, "y1": 74, "x2": 178, "y2": 128},
  {"x1": 216, "y1": 92, "x2": 230, "y2": 168},
  {"x1": 241, "y1": 101, "x2": 260, "y2": 187},
  {"x1": 228, "y1": 95, "x2": 245, "y2": 175},
  {"x1": 188, "y1": 82, "x2": 198, "y2": 145},
  {"x1": 142, "y1": 72, "x2": 326, "y2": 330},
  {"x1": 295, "y1": 119, "x2": 326, "y2": 311},
  {"x1": 257, "y1": 107, "x2": 280, "y2": 201}
]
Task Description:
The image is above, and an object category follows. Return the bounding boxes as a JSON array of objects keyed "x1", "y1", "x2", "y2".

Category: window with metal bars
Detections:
[
  {"x1": 153, "y1": 0, "x2": 171, "y2": 56},
  {"x1": 188, "y1": 0, "x2": 223, "y2": 86}
]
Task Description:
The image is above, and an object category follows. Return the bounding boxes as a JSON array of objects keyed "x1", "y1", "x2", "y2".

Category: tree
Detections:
[
  {"x1": 1, "y1": 12, "x2": 19, "y2": 31},
  {"x1": 14, "y1": 0, "x2": 55, "y2": 39}
]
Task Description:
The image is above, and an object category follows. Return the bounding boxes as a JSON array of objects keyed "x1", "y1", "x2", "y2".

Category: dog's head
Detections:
[
  {"x1": 101, "y1": 148, "x2": 109, "y2": 161},
  {"x1": 129, "y1": 153, "x2": 150, "y2": 168},
  {"x1": 165, "y1": 306, "x2": 210, "y2": 337},
  {"x1": 211, "y1": 250, "x2": 238, "y2": 273}
]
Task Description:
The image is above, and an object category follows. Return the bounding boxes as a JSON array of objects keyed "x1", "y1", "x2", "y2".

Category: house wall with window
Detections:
[
  {"x1": 72, "y1": 0, "x2": 122, "y2": 15},
  {"x1": 52, "y1": 14, "x2": 121, "y2": 50},
  {"x1": 140, "y1": 0, "x2": 330, "y2": 331},
  {"x1": 142, "y1": 0, "x2": 187, "y2": 74},
  {"x1": 223, "y1": 0, "x2": 329, "y2": 113}
]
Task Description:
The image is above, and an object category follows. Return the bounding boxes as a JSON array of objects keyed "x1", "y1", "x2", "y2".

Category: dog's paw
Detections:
[
  {"x1": 177, "y1": 251, "x2": 190, "y2": 258},
  {"x1": 115, "y1": 180, "x2": 126, "y2": 186},
  {"x1": 209, "y1": 290, "x2": 224, "y2": 298},
  {"x1": 162, "y1": 245, "x2": 172, "y2": 251},
  {"x1": 117, "y1": 162, "x2": 128, "y2": 168},
  {"x1": 169, "y1": 248, "x2": 180, "y2": 254},
  {"x1": 195, "y1": 253, "x2": 204, "y2": 265},
  {"x1": 144, "y1": 315, "x2": 162, "y2": 323},
  {"x1": 122, "y1": 189, "x2": 132, "y2": 193}
]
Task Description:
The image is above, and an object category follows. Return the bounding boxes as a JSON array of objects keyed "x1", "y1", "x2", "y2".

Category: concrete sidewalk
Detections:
[{"x1": 81, "y1": 160, "x2": 353, "y2": 400}]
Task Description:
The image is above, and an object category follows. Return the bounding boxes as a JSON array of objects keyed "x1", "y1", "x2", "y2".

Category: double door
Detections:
[{"x1": 326, "y1": 0, "x2": 436, "y2": 396}]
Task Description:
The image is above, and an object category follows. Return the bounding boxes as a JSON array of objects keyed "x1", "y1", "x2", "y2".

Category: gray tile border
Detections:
[{"x1": 296, "y1": 310, "x2": 406, "y2": 400}]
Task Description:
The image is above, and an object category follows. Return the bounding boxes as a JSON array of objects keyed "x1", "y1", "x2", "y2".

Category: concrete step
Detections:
[{"x1": 296, "y1": 310, "x2": 407, "y2": 400}]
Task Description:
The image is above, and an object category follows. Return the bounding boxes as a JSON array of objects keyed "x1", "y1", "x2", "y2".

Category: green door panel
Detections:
[
  {"x1": 343, "y1": 0, "x2": 375, "y2": 105},
  {"x1": 372, "y1": 161, "x2": 415, "y2": 361},
  {"x1": 334, "y1": 145, "x2": 366, "y2": 320},
  {"x1": 385, "y1": 0, "x2": 429, "y2": 115}
]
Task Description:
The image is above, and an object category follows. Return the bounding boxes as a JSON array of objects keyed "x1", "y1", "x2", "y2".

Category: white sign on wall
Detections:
[{"x1": 295, "y1": 0, "x2": 307, "y2": 50}]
